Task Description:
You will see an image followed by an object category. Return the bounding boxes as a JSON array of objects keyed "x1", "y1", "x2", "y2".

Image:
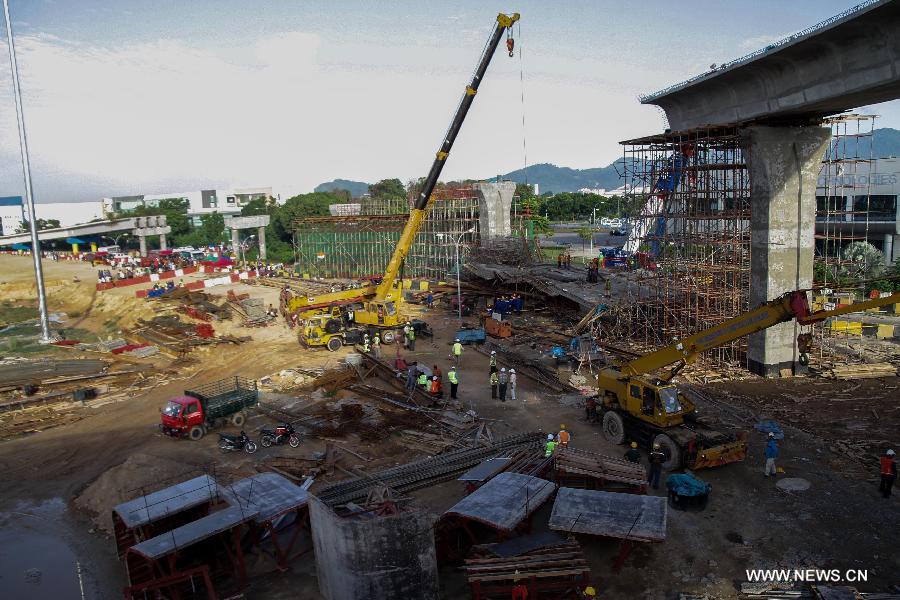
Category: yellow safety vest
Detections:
[
  {"x1": 453, "y1": 342, "x2": 463, "y2": 356},
  {"x1": 448, "y1": 371, "x2": 459, "y2": 384}
]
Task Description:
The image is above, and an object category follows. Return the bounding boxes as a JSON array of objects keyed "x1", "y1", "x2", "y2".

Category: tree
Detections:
[
  {"x1": 577, "y1": 226, "x2": 592, "y2": 251},
  {"x1": 272, "y1": 191, "x2": 344, "y2": 242},
  {"x1": 117, "y1": 197, "x2": 191, "y2": 237},
  {"x1": 198, "y1": 212, "x2": 225, "y2": 245},
  {"x1": 16, "y1": 218, "x2": 60, "y2": 233},
  {"x1": 240, "y1": 196, "x2": 277, "y2": 217},
  {"x1": 369, "y1": 178, "x2": 406, "y2": 201}
]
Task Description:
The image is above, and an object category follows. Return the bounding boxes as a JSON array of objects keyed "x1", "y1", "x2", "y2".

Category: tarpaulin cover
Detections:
[{"x1": 665, "y1": 473, "x2": 711, "y2": 497}]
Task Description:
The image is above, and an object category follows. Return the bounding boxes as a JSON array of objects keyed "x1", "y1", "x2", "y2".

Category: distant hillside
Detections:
[
  {"x1": 495, "y1": 161, "x2": 626, "y2": 194},
  {"x1": 867, "y1": 127, "x2": 900, "y2": 158},
  {"x1": 314, "y1": 179, "x2": 370, "y2": 197}
]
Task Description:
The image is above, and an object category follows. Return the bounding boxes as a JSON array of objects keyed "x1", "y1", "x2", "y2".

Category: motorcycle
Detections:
[
  {"x1": 218, "y1": 431, "x2": 257, "y2": 454},
  {"x1": 259, "y1": 423, "x2": 301, "y2": 448}
]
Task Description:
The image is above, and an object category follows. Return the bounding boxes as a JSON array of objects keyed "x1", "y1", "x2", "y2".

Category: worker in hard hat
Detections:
[
  {"x1": 880, "y1": 448, "x2": 897, "y2": 498},
  {"x1": 582, "y1": 586, "x2": 597, "y2": 597},
  {"x1": 511, "y1": 570, "x2": 527, "y2": 600},
  {"x1": 648, "y1": 442, "x2": 666, "y2": 490},
  {"x1": 448, "y1": 366, "x2": 459, "y2": 400},
  {"x1": 430, "y1": 375, "x2": 443, "y2": 398},
  {"x1": 372, "y1": 333, "x2": 381, "y2": 359},
  {"x1": 498, "y1": 368, "x2": 509, "y2": 402},
  {"x1": 404, "y1": 321, "x2": 416, "y2": 351},
  {"x1": 402, "y1": 322, "x2": 411, "y2": 349},
  {"x1": 557, "y1": 424, "x2": 570, "y2": 447},
  {"x1": 544, "y1": 433, "x2": 558, "y2": 457},
  {"x1": 509, "y1": 368, "x2": 518, "y2": 402},
  {"x1": 362, "y1": 334, "x2": 370, "y2": 354},
  {"x1": 489, "y1": 370, "x2": 499, "y2": 399},
  {"x1": 764, "y1": 432, "x2": 780, "y2": 478},
  {"x1": 624, "y1": 441, "x2": 641, "y2": 463},
  {"x1": 452, "y1": 338, "x2": 463, "y2": 367},
  {"x1": 489, "y1": 350, "x2": 497, "y2": 374}
]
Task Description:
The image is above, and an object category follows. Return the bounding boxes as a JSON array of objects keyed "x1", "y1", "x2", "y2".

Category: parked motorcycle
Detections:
[
  {"x1": 218, "y1": 431, "x2": 257, "y2": 454},
  {"x1": 259, "y1": 423, "x2": 301, "y2": 448}
]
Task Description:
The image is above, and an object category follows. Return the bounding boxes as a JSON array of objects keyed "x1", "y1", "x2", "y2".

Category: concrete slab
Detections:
[
  {"x1": 549, "y1": 488, "x2": 667, "y2": 542},
  {"x1": 221, "y1": 472, "x2": 309, "y2": 523},
  {"x1": 444, "y1": 472, "x2": 556, "y2": 532},
  {"x1": 113, "y1": 475, "x2": 219, "y2": 529},
  {"x1": 129, "y1": 505, "x2": 257, "y2": 560}
]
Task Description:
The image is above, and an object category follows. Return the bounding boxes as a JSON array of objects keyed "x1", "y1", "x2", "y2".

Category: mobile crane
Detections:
[
  {"x1": 287, "y1": 12, "x2": 521, "y2": 350},
  {"x1": 598, "y1": 289, "x2": 900, "y2": 470}
]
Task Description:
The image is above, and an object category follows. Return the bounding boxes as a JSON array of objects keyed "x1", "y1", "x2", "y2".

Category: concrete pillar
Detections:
[
  {"x1": 138, "y1": 235, "x2": 148, "y2": 257},
  {"x1": 231, "y1": 228, "x2": 240, "y2": 259},
  {"x1": 258, "y1": 226, "x2": 266, "y2": 261},
  {"x1": 159, "y1": 234, "x2": 167, "y2": 251},
  {"x1": 743, "y1": 125, "x2": 831, "y2": 377},
  {"x1": 309, "y1": 497, "x2": 438, "y2": 600},
  {"x1": 475, "y1": 181, "x2": 516, "y2": 240}
]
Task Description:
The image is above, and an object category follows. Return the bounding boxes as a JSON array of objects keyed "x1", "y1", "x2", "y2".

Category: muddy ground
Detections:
[{"x1": 0, "y1": 254, "x2": 898, "y2": 599}]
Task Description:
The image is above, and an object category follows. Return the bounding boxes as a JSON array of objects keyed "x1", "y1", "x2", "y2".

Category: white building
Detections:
[
  {"x1": 0, "y1": 196, "x2": 25, "y2": 236},
  {"x1": 816, "y1": 156, "x2": 900, "y2": 264},
  {"x1": 102, "y1": 187, "x2": 273, "y2": 225}
]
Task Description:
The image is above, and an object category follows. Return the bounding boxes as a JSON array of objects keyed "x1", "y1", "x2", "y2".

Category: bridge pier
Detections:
[
  {"x1": 224, "y1": 215, "x2": 271, "y2": 263},
  {"x1": 743, "y1": 125, "x2": 832, "y2": 377}
]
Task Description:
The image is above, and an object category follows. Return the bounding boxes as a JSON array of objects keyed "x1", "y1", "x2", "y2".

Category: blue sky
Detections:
[{"x1": 2, "y1": 0, "x2": 899, "y2": 202}]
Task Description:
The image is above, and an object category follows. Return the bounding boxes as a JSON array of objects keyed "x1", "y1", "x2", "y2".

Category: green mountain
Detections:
[
  {"x1": 866, "y1": 127, "x2": 900, "y2": 158},
  {"x1": 495, "y1": 161, "x2": 625, "y2": 194},
  {"x1": 314, "y1": 179, "x2": 370, "y2": 197}
]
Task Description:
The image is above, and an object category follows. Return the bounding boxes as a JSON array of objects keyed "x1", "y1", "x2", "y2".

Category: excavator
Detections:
[
  {"x1": 597, "y1": 289, "x2": 900, "y2": 470},
  {"x1": 288, "y1": 12, "x2": 521, "y2": 351}
]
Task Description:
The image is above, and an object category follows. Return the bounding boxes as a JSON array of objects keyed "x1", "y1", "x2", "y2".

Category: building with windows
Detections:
[
  {"x1": 101, "y1": 187, "x2": 272, "y2": 225},
  {"x1": 0, "y1": 196, "x2": 25, "y2": 236},
  {"x1": 816, "y1": 156, "x2": 900, "y2": 265}
]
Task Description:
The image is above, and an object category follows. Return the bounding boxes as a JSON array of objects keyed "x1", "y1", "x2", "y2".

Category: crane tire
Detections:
[
  {"x1": 653, "y1": 434, "x2": 682, "y2": 470},
  {"x1": 327, "y1": 337, "x2": 343, "y2": 352},
  {"x1": 601, "y1": 411, "x2": 626, "y2": 445}
]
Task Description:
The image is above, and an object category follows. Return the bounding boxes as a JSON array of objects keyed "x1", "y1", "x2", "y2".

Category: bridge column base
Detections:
[{"x1": 743, "y1": 125, "x2": 831, "y2": 377}]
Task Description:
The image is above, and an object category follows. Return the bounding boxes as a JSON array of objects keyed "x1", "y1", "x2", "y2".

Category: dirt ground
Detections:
[{"x1": 1, "y1": 254, "x2": 899, "y2": 599}]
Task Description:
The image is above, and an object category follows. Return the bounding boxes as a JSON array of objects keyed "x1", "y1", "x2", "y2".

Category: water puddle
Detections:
[{"x1": 0, "y1": 498, "x2": 86, "y2": 599}]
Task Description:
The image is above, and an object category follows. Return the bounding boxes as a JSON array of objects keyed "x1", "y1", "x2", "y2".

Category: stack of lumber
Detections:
[
  {"x1": 464, "y1": 541, "x2": 590, "y2": 594},
  {"x1": 820, "y1": 362, "x2": 897, "y2": 380},
  {"x1": 555, "y1": 446, "x2": 647, "y2": 487}
]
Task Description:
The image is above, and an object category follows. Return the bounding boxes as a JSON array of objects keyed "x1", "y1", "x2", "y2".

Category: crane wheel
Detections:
[
  {"x1": 327, "y1": 337, "x2": 343, "y2": 352},
  {"x1": 325, "y1": 319, "x2": 342, "y2": 334},
  {"x1": 601, "y1": 411, "x2": 626, "y2": 445},
  {"x1": 653, "y1": 434, "x2": 682, "y2": 470}
]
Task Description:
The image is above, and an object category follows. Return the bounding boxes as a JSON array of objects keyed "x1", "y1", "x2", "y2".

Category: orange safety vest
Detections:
[
  {"x1": 881, "y1": 456, "x2": 896, "y2": 476},
  {"x1": 558, "y1": 430, "x2": 570, "y2": 445}
]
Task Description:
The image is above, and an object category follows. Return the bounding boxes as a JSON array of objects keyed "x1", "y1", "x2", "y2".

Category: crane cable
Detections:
[{"x1": 517, "y1": 21, "x2": 529, "y2": 187}]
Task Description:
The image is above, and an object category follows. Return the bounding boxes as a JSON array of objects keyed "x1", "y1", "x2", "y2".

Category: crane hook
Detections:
[{"x1": 506, "y1": 37, "x2": 515, "y2": 57}]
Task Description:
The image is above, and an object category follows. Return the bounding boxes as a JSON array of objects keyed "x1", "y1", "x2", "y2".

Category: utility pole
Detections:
[{"x1": 4, "y1": 0, "x2": 51, "y2": 341}]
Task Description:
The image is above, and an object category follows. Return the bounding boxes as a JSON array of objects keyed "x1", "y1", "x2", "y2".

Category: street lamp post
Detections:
[{"x1": 438, "y1": 226, "x2": 476, "y2": 321}]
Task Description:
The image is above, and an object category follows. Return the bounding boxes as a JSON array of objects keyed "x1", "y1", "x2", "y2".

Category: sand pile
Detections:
[{"x1": 74, "y1": 452, "x2": 203, "y2": 534}]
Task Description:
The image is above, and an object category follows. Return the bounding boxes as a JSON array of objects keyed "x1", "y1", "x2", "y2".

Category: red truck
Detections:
[{"x1": 160, "y1": 377, "x2": 258, "y2": 441}]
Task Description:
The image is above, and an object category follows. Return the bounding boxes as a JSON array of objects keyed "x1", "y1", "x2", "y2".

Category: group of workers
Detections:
[
  {"x1": 487, "y1": 350, "x2": 518, "y2": 402},
  {"x1": 543, "y1": 425, "x2": 572, "y2": 456},
  {"x1": 491, "y1": 294, "x2": 524, "y2": 317},
  {"x1": 586, "y1": 257, "x2": 601, "y2": 283},
  {"x1": 557, "y1": 253, "x2": 573, "y2": 269}
]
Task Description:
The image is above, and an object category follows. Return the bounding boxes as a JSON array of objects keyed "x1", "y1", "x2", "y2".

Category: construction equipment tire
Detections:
[
  {"x1": 325, "y1": 319, "x2": 342, "y2": 334},
  {"x1": 653, "y1": 433, "x2": 682, "y2": 470},
  {"x1": 260, "y1": 434, "x2": 274, "y2": 448},
  {"x1": 289, "y1": 434, "x2": 301, "y2": 448},
  {"x1": 188, "y1": 425, "x2": 205, "y2": 441},
  {"x1": 231, "y1": 412, "x2": 245, "y2": 427},
  {"x1": 382, "y1": 330, "x2": 396, "y2": 344},
  {"x1": 327, "y1": 337, "x2": 343, "y2": 352},
  {"x1": 601, "y1": 411, "x2": 626, "y2": 445}
]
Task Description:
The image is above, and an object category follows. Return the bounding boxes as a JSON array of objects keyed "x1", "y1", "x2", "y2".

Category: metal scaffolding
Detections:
[
  {"x1": 292, "y1": 187, "x2": 481, "y2": 279},
  {"x1": 605, "y1": 126, "x2": 752, "y2": 365}
]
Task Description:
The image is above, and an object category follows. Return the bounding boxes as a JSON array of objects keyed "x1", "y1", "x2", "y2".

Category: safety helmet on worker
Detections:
[
  {"x1": 491, "y1": 350, "x2": 496, "y2": 355},
  {"x1": 653, "y1": 442, "x2": 660, "y2": 449},
  {"x1": 768, "y1": 432, "x2": 775, "y2": 438},
  {"x1": 888, "y1": 449, "x2": 896, "y2": 456},
  {"x1": 500, "y1": 367, "x2": 506, "y2": 372},
  {"x1": 560, "y1": 424, "x2": 566, "y2": 430},
  {"x1": 455, "y1": 338, "x2": 460, "y2": 342},
  {"x1": 547, "y1": 434, "x2": 554, "y2": 440},
  {"x1": 631, "y1": 441, "x2": 638, "y2": 448},
  {"x1": 583, "y1": 587, "x2": 596, "y2": 597},
  {"x1": 510, "y1": 369, "x2": 515, "y2": 373},
  {"x1": 432, "y1": 376, "x2": 438, "y2": 380}
]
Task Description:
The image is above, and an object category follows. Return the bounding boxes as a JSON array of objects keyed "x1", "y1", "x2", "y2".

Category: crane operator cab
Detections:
[{"x1": 615, "y1": 375, "x2": 694, "y2": 429}]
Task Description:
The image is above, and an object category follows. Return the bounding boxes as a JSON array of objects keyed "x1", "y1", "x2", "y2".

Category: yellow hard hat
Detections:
[
  {"x1": 560, "y1": 424, "x2": 566, "y2": 429},
  {"x1": 584, "y1": 587, "x2": 596, "y2": 596},
  {"x1": 631, "y1": 442, "x2": 637, "y2": 448}
]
